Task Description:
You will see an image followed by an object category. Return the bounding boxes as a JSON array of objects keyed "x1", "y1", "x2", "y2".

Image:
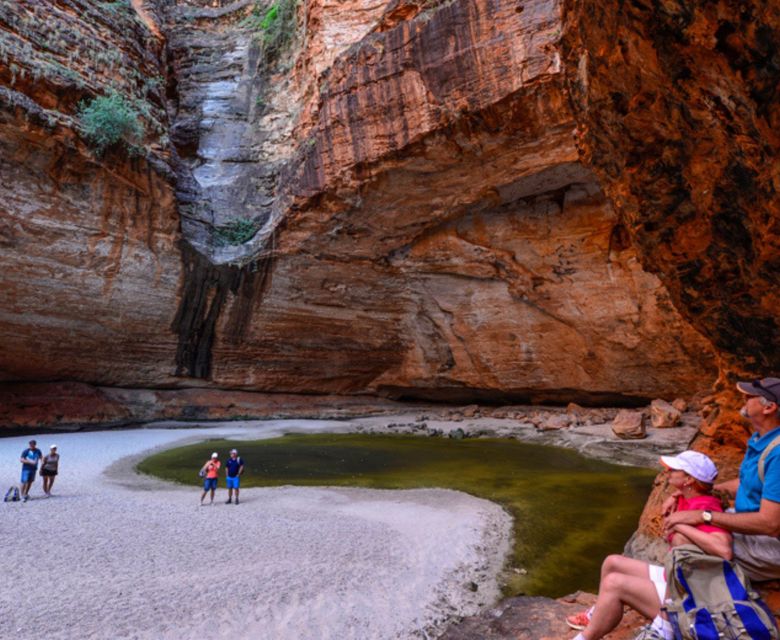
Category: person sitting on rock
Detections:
[
  {"x1": 567, "y1": 450, "x2": 731, "y2": 640},
  {"x1": 665, "y1": 377, "x2": 780, "y2": 582}
]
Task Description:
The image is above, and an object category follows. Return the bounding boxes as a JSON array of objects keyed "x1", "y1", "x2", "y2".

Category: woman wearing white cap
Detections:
[
  {"x1": 567, "y1": 450, "x2": 732, "y2": 640},
  {"x1": 40, "y1": 445, "x2": 60, "y2": 497},
  {"x1": 199, "y1": 452, "x2": 221, "y2": 506}
]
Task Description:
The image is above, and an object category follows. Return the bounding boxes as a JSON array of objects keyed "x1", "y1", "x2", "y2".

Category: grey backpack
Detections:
[{"x1": 663, "y1": 544, "x2": 778, "y2": 639}]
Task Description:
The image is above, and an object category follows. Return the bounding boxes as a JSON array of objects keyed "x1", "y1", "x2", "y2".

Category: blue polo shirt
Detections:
[
  {"x1": 20, "y1": 447, "x2": 42, "y2": 470},
  {"x1": 735, "y1": 425, "x2": 780, "y2": 512},
  {"x1": 225, "y1": 457, "x2": 244, "y2": 478}
]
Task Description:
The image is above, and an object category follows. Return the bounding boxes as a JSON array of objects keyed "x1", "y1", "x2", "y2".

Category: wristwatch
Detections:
[{"x1": 702, "y1": 510, "x2": 713, "y2": 524}]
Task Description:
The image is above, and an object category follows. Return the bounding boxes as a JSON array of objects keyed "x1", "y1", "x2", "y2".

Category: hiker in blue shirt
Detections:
[
  {"x1": 666, "y1": 376, "x2": 780, "y2": 581},
  {"x1": 19, "y1": 439, "x2": 43, "y2": 502},
  {"x1": 224, "y1": 449, "x2": 244, "y2": 505}
]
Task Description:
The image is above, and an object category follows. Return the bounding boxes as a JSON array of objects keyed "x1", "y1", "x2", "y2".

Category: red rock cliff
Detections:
[{"x1": 8, "y1": 0, "x2": 774, "y2": 418}]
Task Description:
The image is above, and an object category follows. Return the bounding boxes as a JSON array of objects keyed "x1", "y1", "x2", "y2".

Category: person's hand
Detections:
[
  {"x1": 661, "y1": 493, "x2": 680, "y2": 517},
  {"x1": 664, "y1": 509, "x2": 703, "y2": 534}
]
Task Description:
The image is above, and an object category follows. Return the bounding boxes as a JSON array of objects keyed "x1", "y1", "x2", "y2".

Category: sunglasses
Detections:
[{"x1": 753, "y1": 379, "x2": 779, "y2": 404}]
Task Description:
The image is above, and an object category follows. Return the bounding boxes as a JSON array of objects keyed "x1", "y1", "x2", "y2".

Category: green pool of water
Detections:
[{"x1": 137, "y1": 433, "x2": 655, "y2": 597}]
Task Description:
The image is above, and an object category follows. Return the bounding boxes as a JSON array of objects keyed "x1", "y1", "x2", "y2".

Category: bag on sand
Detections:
[
  {"x1": 3, "y1": 486, "x2": 19, "y2": 502},
  {"x1": 663, "y1": 544, "x2": 779, "y2": 640}
]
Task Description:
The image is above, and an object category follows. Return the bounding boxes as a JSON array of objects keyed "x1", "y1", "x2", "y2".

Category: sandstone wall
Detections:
[
  {"x1": 0, "y1": 0, "x2": 183, "y2": 386},
  {"x1": 0, "y1": 0, "x2": 724, "y2": 411}
]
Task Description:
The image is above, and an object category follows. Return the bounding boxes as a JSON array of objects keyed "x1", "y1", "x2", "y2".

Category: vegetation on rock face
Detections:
[
  {"x1": 214, "y1": 217, "x2": 260, "y2": 246},
  {"x1": 242, "y1": 0, "x2": 298, "y2": 63},
  {"x1": 78, "y1": 91, "x2": 144, "y2": 155}
]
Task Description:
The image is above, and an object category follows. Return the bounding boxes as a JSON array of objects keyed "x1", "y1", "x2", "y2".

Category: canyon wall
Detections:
[{"x1": 9, "y1": 0, "x2": 777, "y2": 423}]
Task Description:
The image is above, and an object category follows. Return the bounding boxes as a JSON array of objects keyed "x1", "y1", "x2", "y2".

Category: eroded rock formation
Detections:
[{"x1": 3, "y1": 0, "x2": 776, "y2": 421}]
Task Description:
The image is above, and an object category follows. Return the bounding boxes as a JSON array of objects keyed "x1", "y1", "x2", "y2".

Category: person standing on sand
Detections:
[
  {"x1": 225, "y1": 448, "x2": 244, "y2": 505},
  {"x1": 19, "y1": 439, "x2": 43, "y2": 502},
  {"x1": 200, "y1": 452, "x2": 221, "y2": 506},
  {"x1": 40, "y1": 444, "x2": 60, "y2": 496}
]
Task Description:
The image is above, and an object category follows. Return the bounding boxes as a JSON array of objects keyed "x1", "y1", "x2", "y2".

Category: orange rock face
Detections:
[
  {"x1": 0, "y1": 0, "x2": 747, "y2": 416},
  {"x1": 558, "y1": 0, "x2": 780, "y2": 542},
  {"x1": 560, "y1": 0, "x2": 780, "y2": 380}
]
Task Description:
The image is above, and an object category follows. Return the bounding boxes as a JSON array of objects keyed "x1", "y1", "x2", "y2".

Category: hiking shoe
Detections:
[
  {"x1": 566, "y1": 610, "x2": 591, "y2": 630},
  {"x1": 633, "y1": 624, "x2": 666, "y2": 640},
  {"x1": 22, "y1": 495, "x2": 29, "y2": 502},
  {"x1": 235, "y1": 498, "x2": 239, "y2": 505},
  {"x1": 225, "y1": 499, "x2": 232, "y2": 504}
]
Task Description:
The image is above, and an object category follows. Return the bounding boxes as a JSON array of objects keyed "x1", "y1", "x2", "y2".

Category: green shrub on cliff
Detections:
[
  {"x1": 214, "y1": 218, "x2": 260, "y2": 246},
  {"x1": 242, "y1": 0, "x2": 298, "y2": 63},
  {"x1": 78, "y1": 91, "x2": 144, "y2": 155}
]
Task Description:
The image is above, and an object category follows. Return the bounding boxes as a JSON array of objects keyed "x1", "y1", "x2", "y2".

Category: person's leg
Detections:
[
  {"x1": 582, "y1": 570, "x2": 661, "y2": 639},
  {"x1": 48, "y1": 474, "x2": 56, "y2": 494},
  {"x1": 600, "y1": 554, "x2": 653, "y2": 581},
  {"x1": 569, "y1": 555, "x2": 654, "y2": 628},
  {"x1": 235, "y1": 484, "x2": 239, "y2": 504}
]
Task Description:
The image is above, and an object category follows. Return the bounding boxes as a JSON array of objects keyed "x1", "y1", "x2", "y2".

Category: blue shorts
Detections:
[
  {"x1": 203, "y1": 477, "x2": 218, "y2": 491},
  {"x1": 226, "y1": 476, "x2": 240, "y2": 489},
  {"x1": 21, "y1": 468, "x2": 36, "y2": 483}
]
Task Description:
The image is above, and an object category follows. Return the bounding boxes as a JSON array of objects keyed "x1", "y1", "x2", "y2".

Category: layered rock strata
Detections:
[
  {"x1": 0, "y1": 0, "x2": 183, "y2": 386},
  {"x1": 0, "y1": 0, "x2": 723, "y2": 410}
]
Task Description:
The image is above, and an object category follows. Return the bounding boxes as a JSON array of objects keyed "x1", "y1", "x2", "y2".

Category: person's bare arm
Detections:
[
  {"x1": 714, "y1": 478, "x2": 740, "y2": 498},
  {"x1": 669, "y1": 525, "x2": 733, "y2": 560},
  {"x1": 665, "y1": 499, "x2": 780, "y2": 537}
]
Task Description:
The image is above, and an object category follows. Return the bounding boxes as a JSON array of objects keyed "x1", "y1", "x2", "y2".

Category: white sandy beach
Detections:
[{"x1": 0, "y1": 421, "x2": 512, "y2": 640}]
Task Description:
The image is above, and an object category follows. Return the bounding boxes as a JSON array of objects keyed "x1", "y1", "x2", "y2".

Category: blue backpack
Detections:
[{"x1": 663, "y1": 545, "x2": 779, "y2": 639}]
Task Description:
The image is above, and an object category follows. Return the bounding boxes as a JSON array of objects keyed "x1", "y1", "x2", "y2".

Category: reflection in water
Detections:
[{"x1": 138, "y1": 433, "x2": 655, "y2": 596}]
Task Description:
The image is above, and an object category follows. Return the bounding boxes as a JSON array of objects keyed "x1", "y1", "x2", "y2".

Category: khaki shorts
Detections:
[{"x1": 733, "y1": 532, "x2": 780, "y2": 581}]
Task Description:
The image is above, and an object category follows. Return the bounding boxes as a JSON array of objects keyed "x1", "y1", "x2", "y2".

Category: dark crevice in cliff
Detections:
[
  {"x1": 171, "y1": 242, "x2": 273, "y2": 379},
  {"x1": 377, "y1": 384, "x2": 653, "y2": 408}
]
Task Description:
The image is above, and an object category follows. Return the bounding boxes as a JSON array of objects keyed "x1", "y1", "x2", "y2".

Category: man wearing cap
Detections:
[
  {"x1": 665, "y1": 376, "x2": 780, "y2": 581},
  {"x1": 19, "y1": 439, "x2": 43, "y2": 502},
  {"x1": 224, "y1": 449, "x2": 244, "y2": 505}
]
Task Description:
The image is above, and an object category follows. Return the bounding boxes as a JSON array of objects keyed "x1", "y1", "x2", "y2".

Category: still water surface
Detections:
[{"x1": 138, "y1": 433, "x2": 655, "y2": 596}]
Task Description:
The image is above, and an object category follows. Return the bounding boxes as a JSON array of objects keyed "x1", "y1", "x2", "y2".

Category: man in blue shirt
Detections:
[
  {"x1": 19, "y1": 439, "x2": 43, "y2": 502},
  {"x1": 666, "y1": 376, "x2": 780, "y2": 580},
  {"x1": 224, "y1": 449, "x2": 244, "y2": 505}
]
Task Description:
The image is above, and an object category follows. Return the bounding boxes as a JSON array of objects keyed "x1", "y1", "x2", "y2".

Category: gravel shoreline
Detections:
[{"x1": 0, "y1": 422, "x2": 512, "y2": 640}]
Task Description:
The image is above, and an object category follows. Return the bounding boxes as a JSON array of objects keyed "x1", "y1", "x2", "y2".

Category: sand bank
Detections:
[{"x1": 0, "y1": 421, "x2": 511, "y2": 640}]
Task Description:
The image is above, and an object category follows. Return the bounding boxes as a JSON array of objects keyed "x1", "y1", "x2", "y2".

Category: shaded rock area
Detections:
[{"x1": 560, "y1": 0, "x2": 780, "y2": 381}]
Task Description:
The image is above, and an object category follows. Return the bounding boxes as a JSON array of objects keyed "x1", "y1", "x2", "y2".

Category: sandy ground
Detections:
[{"x1": 0, "y1": 421, "x2": 512, "y2": 640}]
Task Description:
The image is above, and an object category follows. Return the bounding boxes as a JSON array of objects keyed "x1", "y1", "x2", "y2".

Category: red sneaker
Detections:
[{"x1": 566, "y1": 610, "x2": 591, "y2": 630}]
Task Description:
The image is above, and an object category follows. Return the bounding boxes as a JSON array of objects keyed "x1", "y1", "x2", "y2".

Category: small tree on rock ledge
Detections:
[{"x1": 78, "y1": 91, "x2": 144, "y2": 156}]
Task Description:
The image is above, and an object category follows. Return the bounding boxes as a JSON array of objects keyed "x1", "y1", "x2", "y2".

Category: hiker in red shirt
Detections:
[{"x1": 199, "y1": 452, "x2": 221, "y2": 506}]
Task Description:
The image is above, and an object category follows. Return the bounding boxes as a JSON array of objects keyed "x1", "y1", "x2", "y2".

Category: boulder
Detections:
[
  {"x1": 672, "y1": 398, "x2": 688, "y2": 413},
  {"x1": 612, "y1": 410, "x2": 646, "y2": 439},
  {"x1": 538, "y1": 414, "x2": 572, "y2": 431},
  {"x1": 650, "y1": 399, "x2": 682, "y2": 428}
]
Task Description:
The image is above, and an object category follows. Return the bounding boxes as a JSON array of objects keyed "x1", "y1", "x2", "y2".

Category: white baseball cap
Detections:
[
  {"x1": 211, "y1": 452, "x2": 218, "y2": 458},
  {"x1": 660, "y1": 451, "x2": 718, "y2": 483}
]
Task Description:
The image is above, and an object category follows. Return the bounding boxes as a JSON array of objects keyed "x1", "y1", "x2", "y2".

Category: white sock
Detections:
[
  {"x1": 650, "y1": 615, "x2": 674, "y2": 640},
  {"x1": 573, "y1": 634, "x2": 586, "y2": 640}
]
